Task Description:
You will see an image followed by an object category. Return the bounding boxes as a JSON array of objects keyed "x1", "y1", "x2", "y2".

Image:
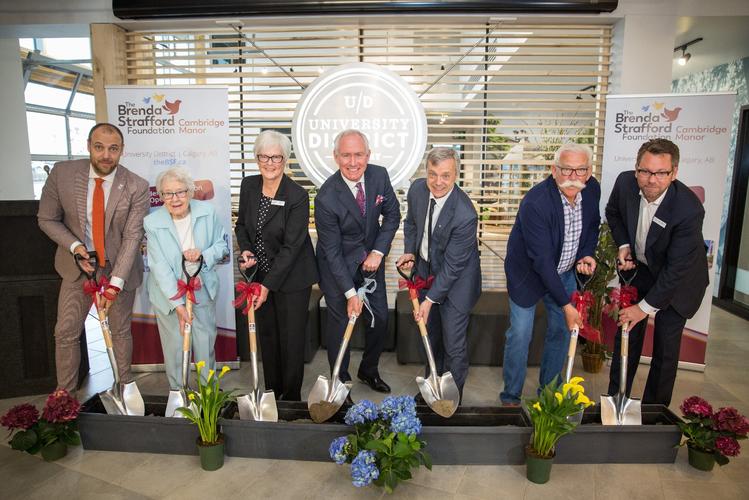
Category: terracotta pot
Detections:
[
  {"x1": 581, "y1": 351, "x2": 604, "y2": 373},
  {"x1": 687, "y1": 444, "x2": 715, "y2": 471},
  {"x1": 197, "y1": 435, "x2": 225, "y2": 471},
  {"x1": 525, "y1": 446, "x2": 554, "y2": 484},
  {"x1": 41, "y1": 440, "x2": 68, "y2": 462}
]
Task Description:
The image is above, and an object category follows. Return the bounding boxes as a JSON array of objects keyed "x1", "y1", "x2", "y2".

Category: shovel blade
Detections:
[
  {"x1": 416, "y1": 372, "x2": 459, "y2": 418},
  {"x1": 600, "y1": 394, "x2": 619, "y2": 425},
  {"x1": 165, "y1": 390, "x2": 187, "y2": 418},
  {"x1": 307, "y1": 376, "x2": 351, "y2": 423},
  {"x1": 620, "y1": 397, "x2": 642, "y2": 425},
  {"x1": 600, "y1": 393, "x2": 642, "y2": 425},
  {"x1": 99, "y1": 389, "x2": 126, "y2": 415},
  {"x1": 237, "y1": 390, "x2": 278, "y2": 422},
  {"x1": 121, "y1": 381, "x2": 145, "y2": 416}
]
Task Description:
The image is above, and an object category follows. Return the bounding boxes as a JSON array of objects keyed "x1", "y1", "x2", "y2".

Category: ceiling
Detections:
[{"x1": 672, "y1": 16, "x2": 749, "y2": 80}]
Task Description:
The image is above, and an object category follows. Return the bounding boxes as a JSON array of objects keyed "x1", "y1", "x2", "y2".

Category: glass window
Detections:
[
  {"x1": 38, "y1": 38, "x2": 91, "y2": 62},
  {"x1": 26, "y1": 112, "x2": 67, "y2": 155},
  {"x1": 25, "y1": 82, "x2": 71, "y2": 108},
  {"x1": 70, "y1": 92, "x2": 95, "y2": 113},
  {"x1": 31, "y1": 160, "x2": 53, "y2": 200},
  {"x1": 70, "y1": 117, "x2": 96, "y2": 155}
]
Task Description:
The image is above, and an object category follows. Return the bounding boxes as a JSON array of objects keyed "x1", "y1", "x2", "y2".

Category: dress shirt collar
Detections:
[
  {"x1": 342, "y1": 175, "x2": 364, "y2": 192},
  {"x1": 89, "y1": 164, "x2": 118, "y2": 183},
  {"x1": 430, "y1": 187, "x2": 454, "y2": 209},
  {"x1": 638, "y1": 187, "x2": 668, "y2": 207},
  {"x1": 558, "y1": 189, "x2": 582, "y2": 208}
]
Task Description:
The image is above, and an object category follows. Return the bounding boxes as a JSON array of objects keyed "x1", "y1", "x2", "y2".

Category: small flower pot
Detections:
[
  {"x1": 41, "y1": 440, "x2": 68, "y2": 462},
  {"x1": 581, "y1": 351, "x2": 604, "y2": 373},
  {"x1": 197, "y1": 435, "x2": 225, "y2": 471},
  {"x1": 525, "y1": 446, "x2": 554, "y2": 484},
  {"x1": 687, "y1": 445, "x2": 715, "y2": 472}
]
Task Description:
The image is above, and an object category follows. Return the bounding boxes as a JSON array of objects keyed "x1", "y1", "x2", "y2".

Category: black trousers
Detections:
[
  {"x1": 607, "y1": 264, "x2": 687, "y2": 406},
  {"x1": 255, "y1": 286, "x2": 312, "y2": 401},
  {"x1": 324, "y1": 268, "x2": 387, "y2": 381}
]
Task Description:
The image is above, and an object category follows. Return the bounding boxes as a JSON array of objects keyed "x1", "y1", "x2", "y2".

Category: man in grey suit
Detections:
[
  {"x1": 38, "y1": 123, "x2": 149, "y2": 392},
  {"x1": 397, "y1": 147, "x2": 481, "y2": 396}
]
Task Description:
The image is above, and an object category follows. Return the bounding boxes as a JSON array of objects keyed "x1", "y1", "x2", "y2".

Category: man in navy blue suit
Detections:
[
  {"x1": 315, "y1": 129, "x2": 401, "y2": 393},
  {"x1": 501, "y1": 143, "x2": 600, "y2": 405},
  {"x1": 397, "y1": 147, "x2": 481, "y2": 397},
  {"x1": 606, "y1": 138, "x2": 708, "y2": 406}
]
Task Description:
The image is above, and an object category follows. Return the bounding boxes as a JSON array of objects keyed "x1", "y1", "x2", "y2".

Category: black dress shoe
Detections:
[
  {"x1": 357, "y1": 372, "x2": 391, "y2": 393},
  {"x1": 339, "y1": 373, "x2": 352, "y2": 384}
]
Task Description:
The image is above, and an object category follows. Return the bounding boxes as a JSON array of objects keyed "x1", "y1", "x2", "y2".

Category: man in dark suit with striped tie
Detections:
[{"x1": 314, "y1": 129, "x2": 401, "y2": 393}]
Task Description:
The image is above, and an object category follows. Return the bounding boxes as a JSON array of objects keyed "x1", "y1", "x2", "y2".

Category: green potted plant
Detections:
[
  {"x1": 177, "y1": 361, "x2": 235, "y2": 471},
  {"x1": 328, "y1": 396, "x2": 431, "y2": 493},
  {"x1": 678, "y1": 396, "x2": 749, "y2": 471},
  {"x1": 523, "y1": 377, "x2": 594, "y2": 484},
  {"x1": 576, "y1": 222, "x2": 618, "y2": 373},
  {"x1": 1, "y1": 389, "x2": 82, "y2": 462}
]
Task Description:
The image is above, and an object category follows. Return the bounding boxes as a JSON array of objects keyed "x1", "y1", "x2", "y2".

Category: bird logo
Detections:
[
  {"x1": 641, "y1": 105, "x2": 649, "y2": 112},
  {"x1": 142, "y1": 97, "x2": 151, "y2": 104},
  {"x1": 152, "y1": 93, "x2": 165, "y2": 103},
  {"x1": 660, "y1": 106, "x2": 682, "y2": 122},
  {"x1": 653, "y1": 101, "x2": 665, "y2": 111},
  {"x1": 162, "y1": 99, "x2": 182, "y2": 115}
]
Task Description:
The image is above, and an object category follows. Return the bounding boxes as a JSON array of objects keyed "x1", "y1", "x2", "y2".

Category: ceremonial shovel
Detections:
[
  {"x1": 75, "y1": 253, "x2": 144, "y2": 416},
  {"x1": 397, "y1": 262, "x2": 459, "y2": 418},
  {"x1": 235, "y1": 258, "x2": 277, "y2": 422},
  {"x1": 308, "y1": 313, "x2": 357, "y2": 423},
  {"x1": 565, "y1": 327, "x2": 584, "y2": 425},
  {"x1": 166, "y1": 256, "x2": 203, "y2": 418},
  {"x1": 600, "y1": 322, "x2": 642, "y2": 425}
]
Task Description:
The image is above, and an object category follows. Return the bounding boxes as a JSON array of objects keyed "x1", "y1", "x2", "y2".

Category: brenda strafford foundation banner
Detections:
[
  {"x1": 601, "y1": 92, "x2": 736, "y2": 368},
  {"x1": 106, "y1": 85, "x2": 236, "y2": 369}
]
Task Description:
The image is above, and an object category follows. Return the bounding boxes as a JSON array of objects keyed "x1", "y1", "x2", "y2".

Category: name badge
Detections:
[
  {"x1": 271, "y1": 199, "x2": 285, "y2": 206},
  {"x1": 653, "y1": 216, "x2": 666, "y2": 228}
]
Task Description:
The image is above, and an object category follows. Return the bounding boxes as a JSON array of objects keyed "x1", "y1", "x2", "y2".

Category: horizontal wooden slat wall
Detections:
[{"x1": 124, "y1": 21, "x2": 610, "y2": 293}]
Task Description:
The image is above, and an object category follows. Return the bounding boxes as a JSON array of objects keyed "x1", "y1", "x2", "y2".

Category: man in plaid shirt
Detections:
[{"x1": 500, "y1": 144, "x2": 600, "y2": 405}]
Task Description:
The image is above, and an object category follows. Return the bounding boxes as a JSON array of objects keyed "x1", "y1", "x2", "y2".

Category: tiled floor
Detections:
[{"x1": 1, "y1": 306, "x2": 749, "y2": 499}]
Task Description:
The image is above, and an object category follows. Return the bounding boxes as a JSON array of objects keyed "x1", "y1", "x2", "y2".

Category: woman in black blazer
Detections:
[{"x1": 235, "y1": 130, "x2": 319, "y2": 401}]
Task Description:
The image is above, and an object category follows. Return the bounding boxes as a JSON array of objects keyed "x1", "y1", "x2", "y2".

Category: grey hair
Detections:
[
  {"x1": 554, "y1": 143, "x2": 593, "y2": 167},
  {"x1": 254, "y1": 129, "x2": 292, "y2": 160},
  {"x1": 156, "y1": 166, "x2": 195, "y2": 196},
  {"x1": 333, "y1": 129, "x2": 370, "y2": 154},
  {"x1": 426, "y1": 147, "x2": 461, "y2": 172}
]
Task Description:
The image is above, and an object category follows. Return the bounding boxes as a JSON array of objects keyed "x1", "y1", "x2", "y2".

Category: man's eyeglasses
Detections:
[
  {"x1": 636, "y1": 169, "x2": 673, "y2": 180},
  {"x1": 160, "y1": 189, "x2": 189, "y2": 200},
  {"x1": 557, "y1": 166, "x2": 589, "y2": 176},
  {"x1": 257, "y1": 154, "x2": 285, "y2": 164}
]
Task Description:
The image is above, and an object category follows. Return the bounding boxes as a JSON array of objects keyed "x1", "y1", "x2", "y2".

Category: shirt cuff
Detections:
[
  {"x1": 344, "y1": 288, "x2": 357, "y2": 300},
  {"x1": 425, "y1": 296, "x2": 439, "y2": 305},
  {"x1": 371, "y1": 249, "x2": 384, "y2": 256},
  {"x1": 109, "y1": 276, "x2": 125, "y2": 290},
  {"x1": 619, "y1": 244, "x2": 630, "y2": 249},
  {"x1": 638, "y1": 299, "x2": 659, "y2": 316},
  {"x1": 70, "y1": 241, "x2": 84, "y2": 253}
]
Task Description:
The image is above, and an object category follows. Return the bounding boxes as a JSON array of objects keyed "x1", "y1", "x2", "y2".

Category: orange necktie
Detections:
[{"x1": 92, "y1": 178, "x2": 106, "y2": 267}]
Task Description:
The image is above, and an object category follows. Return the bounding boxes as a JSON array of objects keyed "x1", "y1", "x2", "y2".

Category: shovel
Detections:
[
  {"x1": 565, "y1": 326, "x2": 584, "y2": 425},
  {"x1": 600, "y1": 323, "x2": 642, "y2": 425},
  {"x1": 235, "y1": 258, "x2": 277, "y2": 422},
  {"x1": 166, "y1": 256, "x2": 203, "y2": 418},
  {"x1": 75, "y1": 253, "x2": 145, "y2": 416},
  {"x1": 397, "y1": 261, "x2": 459, "y2": 418},
  {"x1": 308, "y1": 313, "x2": 357, "y2": 423}
]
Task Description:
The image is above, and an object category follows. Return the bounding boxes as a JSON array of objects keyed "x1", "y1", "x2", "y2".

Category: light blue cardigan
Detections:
[{"x1": 144, "y1": 200, "x2": 229, "y2": 315}]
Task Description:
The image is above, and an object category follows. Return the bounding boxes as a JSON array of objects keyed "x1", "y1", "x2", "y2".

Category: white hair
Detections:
[
  {"x1": 333, "y1": 129, "x2": 370, "y2": 154},
  {"x1": 254, "y1": 129, "x2": 292, "y2": 160},
  {"x1": 156, "y1": 166, "x2": 195, "y2": 195},
  {"x1": 554, "y1": 143, "x2": 593, "y2": 167}
]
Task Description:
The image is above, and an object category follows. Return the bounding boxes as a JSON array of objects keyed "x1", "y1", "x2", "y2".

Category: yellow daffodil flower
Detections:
[
  {"x1": 563, "y1": 382, "x2": 584, "y2": 396},
  {"x1": 569, "y1": 376, "x2": 585, "y2": 385},
  {"x1": 196, "y1": 360, "x2": 206, "y2": 372},
  {"x1": 188, "y1": 393, "x2": 195, "y2": 401},
  {"x1": 554, "y1": 392, "x2": 563, "y2": 404},
  {"x1": 219, "y1": 365, "x2": 231, "y2": 378},
  {"x1": 533, "y1": 402, "x2": 541, "y2": 411},
  {"x1": 575, "y1": 393, "x2": 594, "y2": 407},
  {"x1": 207, "y1": 369, "x2": 215, "y2": 382}
]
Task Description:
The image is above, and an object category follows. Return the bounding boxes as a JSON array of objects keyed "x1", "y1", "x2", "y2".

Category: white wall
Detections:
[{"x1": 0, "y1": 37, "x2": 33, "y2": 200}]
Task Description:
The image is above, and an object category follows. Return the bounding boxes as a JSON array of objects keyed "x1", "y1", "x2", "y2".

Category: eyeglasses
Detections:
[
  {"x1": 160, "y1": 189, "x2": 189, "y2": 200},
  {"x1": 257, "y1": 154, "x2": 285, "y2": 164},
  {"x1": 337, "y1": 152, "x2": 368, "y2": 162},
  {"x1": 636, "y1": 169, "x2": 673, "y2": 180},
  {"x1": 92, "y1": 144, "x2": 121, "y2": 154},
  {"x1": 557, "y1": 166, "x2": 589, "y2": 176}
]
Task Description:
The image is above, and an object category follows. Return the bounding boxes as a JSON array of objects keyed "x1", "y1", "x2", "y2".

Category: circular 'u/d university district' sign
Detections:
[{"x1": 292, "y1": 62, "x2": 427, "y2": 188}]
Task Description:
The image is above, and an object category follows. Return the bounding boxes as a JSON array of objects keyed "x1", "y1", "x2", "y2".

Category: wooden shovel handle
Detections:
[
  {"x1": 342, "y1": 314, "x2": 357, "y2": 342},
  {"x1": 567, "y1": 331, "x2": 578, "y2": 357},
  {"x1": 621, "y1": 323, "x2": 629, "y2": 353},
  {"x1": 96, "y1": 299, "x2": 114, "y2": 349},
  {"x1": 411, "y1": 298, "x2": 429, "y2": 338},
  {"x1": 247, "y1": 304, "x2": 257, "y2": 354}
]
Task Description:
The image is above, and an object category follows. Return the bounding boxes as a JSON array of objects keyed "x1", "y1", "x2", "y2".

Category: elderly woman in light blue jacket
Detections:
[{"x1": 144, "y1": 166, "x2": 229, "y2": 388}]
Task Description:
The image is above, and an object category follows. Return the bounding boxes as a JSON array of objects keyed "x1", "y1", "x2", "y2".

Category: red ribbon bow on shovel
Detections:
[
  {"x1": 571, "y1": 289, "x2": 602, "y2": 343},
  {"x1": 170, "y1": 276, "x2": 202, "y2": 305},
  {"x1": 82, "y1": 275, "x2": 110, "y2": 308},
  {"x1": 232, "y1": 281, "x2": 262, "y2": 315},
  {"x1": 398, "y1": 275, "x2": 434, "y2": 300}
]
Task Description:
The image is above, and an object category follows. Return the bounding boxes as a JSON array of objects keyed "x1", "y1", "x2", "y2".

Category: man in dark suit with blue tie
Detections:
[
  {"x1": 501, "y1": 143, "x2": 600, "y2": 405},
  {"x1": 397, "y1": 147, "x2": 481, "y2": 397},
  {"x1": 606, "y1": 138, "x2": 708, "y2": 406},
  {"x1": 315, "y1": 129, "x2": 401, "y2": 393}
]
